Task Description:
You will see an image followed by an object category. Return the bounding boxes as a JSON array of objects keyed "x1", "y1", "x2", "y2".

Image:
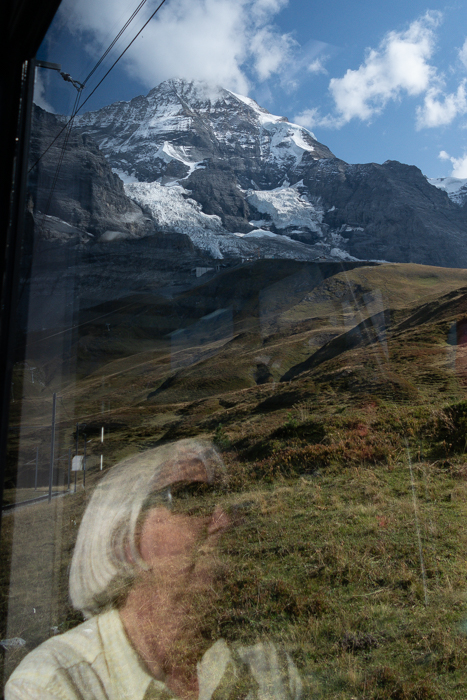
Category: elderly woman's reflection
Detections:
[{"x1": 6, "y1": 439, "x2": 302, "y2": 700}]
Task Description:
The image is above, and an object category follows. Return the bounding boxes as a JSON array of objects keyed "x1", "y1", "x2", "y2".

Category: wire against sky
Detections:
[
  {"x1": 81, "y1": 0, "x2": 150, "y2": 86},
  {"x1": 29, "y1": 0, "x2": 168, "y2": 173},
  {"x1": 76, "y1": 0, "x2": 168, "y2": 114}
]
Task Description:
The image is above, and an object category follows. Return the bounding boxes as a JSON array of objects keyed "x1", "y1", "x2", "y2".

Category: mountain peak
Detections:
[
  {"x1": 73, "y1": 79, "x2": 334, "y2": 187},
  {"x1": 147, "y1": 78, "x2": 227, "y2": 104}
]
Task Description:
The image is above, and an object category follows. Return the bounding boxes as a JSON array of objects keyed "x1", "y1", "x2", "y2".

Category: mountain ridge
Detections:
[
  {"x1": 29, "y1": 78, "x2": 467, "y2": 270},
  {"x1": 68, "y1": 78, "x2": 467, "y2": 267}
]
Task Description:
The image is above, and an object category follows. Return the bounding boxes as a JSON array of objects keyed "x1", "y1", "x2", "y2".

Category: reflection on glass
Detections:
[
  {"x1": 4, "y1": 1, "x2": 467, "y2": 698},
  {"x1": 5, "y1": 440, "x2": 303, "y2": 699}
]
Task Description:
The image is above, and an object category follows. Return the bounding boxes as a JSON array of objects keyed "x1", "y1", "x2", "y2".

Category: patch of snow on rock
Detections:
[
  {"x1": 100, "y1": 230, "x2": 132, "y2": 242},
  {"x1": 262, "y1": 121, "x2": 316, "y2": 166},
  {"x1": 112, "y1": 168, "x2": 139, "y2": 184},
  {"x1": 427, "y1": 176, "x2": 467, "y2": 205},
  {"x1": 249, "y1": 219, "x2": 271, "y2": 229},
  {"x1": 153, "y1": 142, "x2": 202, "y2": 177},
  {"x1": 246, "y1": 186, "x2": 323, "y2": 232},
  {"x1": 229, "y1": 92, "x2": 283, "y2": 125},
  {"x1": 243, "y1": 229, "x2": 288, "y2": 239},
  {"x1": 229, "y1": 90, "x2": 317, "y2": 166},
  {"x1": 330, "y1": 247, "x2": 359, "y2": 261}
]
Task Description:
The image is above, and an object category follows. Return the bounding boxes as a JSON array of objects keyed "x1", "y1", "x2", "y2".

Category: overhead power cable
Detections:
[
  {"x1": 81, "y1": 0, "x2": 150, "y2": 86},
  {"x1": 29, "y1": 0, "x2": 168, "y2": 173},
  {"x1": 74, "y1": 0, "x2": 168, "y2": 114}
]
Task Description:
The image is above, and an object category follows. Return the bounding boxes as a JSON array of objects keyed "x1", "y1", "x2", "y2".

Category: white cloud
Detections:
[
  {"x1": 293, "y1": 108, "x2": 319, "y2": 129},
  {"x1": 250, "y1": 0, "x2": 288, "y2": 20},
  {"x1": 58, "y1": 0, "x2": 294, "y2": 94},
  {"x1": 459, "y1": 38, "x2": 467, "y2": 69},
  {"x1": 299, "y1": 11, "x2": 467, "y2": 131},
  {"x1": 250, "y1": 26, "x2": 296, "y2": 81},
  {"x1": 416, "y1": 81, "x2": 467, "y2": 128},
  {"x1": 308, "y1": 58, "x2": 327, "y2": 75},
  {"x1": 328, "y1": 12, "x2": 440, "y2": 124},
  {"x1": 294, "y1": 107, "x2": 344, "y2": 130},
  {"x1": 33, "y1": 71, "x2": 55, "y2": 112},
  {"x1": 438, "y1": 149, "x2": 467, "y2": 177}
]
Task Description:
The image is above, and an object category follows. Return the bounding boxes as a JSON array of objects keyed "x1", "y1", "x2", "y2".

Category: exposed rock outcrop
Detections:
[{"x1": 28, "y1": 106, "x2": 155, "y2": 240}]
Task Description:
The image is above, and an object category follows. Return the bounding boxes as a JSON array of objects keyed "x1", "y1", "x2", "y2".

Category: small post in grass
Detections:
[
  {"x1": 72, "y1": 454, "x2": 83, "y2": 492},
  {"x1": 67, "y1": 448, "x2": 71, "y2": 491},
  {"x1": 407, "y1": 445, "x2": 428, "y2": 606},
  {"x1": 75, "y1": 423, "x2": 79, "y2": 493},
  {"x1": 83, "y1": 434, "x2": 87, "y2": 488},
  {"x1": 34, "y1": 446, "x2": 39, "y2": 490},
  {"x1": 48, "y1": 393, "x2": 56, "y2": 503}
]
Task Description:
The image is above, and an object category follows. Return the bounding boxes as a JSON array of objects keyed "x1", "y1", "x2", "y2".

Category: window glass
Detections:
[{"x1": 3, "y1": 1, "x2": 467, "y2": 698}]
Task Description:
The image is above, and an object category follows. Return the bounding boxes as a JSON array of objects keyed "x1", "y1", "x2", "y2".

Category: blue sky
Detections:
[{"x1": 36, "y1": 0, "x2": 467, "y2": 178}]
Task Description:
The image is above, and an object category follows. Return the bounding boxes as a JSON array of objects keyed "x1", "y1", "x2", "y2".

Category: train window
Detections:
[{"x1": 2, "y1": 1, "x2": 467, "y2": 698}]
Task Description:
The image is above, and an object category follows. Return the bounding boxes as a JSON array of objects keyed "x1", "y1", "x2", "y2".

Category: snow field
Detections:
[{"x1": 246, "y1": 186, "x2": 323, "y2": 232}]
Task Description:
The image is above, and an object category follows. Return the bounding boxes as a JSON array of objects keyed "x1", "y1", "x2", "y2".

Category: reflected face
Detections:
[
  {"x1": 139, "y1": 503, "x2": 231, "y2": 578},
  {"x1": 119, "y1": 462, "x2": 233, "y2": 685},
  {"x1": 138, "y1": 463, "x2": 232, "y2": 593}
]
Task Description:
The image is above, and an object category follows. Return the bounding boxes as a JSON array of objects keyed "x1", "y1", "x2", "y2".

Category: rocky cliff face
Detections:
[
  {"x1": 303, "y1": 159, "x2": 467, "y2": 266},
  {"x1": 28, "y1": 106, "x2": 154, "y2": 240}
]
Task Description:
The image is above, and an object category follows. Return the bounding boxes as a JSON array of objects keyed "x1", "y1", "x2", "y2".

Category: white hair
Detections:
[{"x1": 69, "y1": 439, "x2": 224, "y2": 618}]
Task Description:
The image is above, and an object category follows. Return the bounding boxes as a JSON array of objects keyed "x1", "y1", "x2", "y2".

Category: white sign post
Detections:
[
  {"x1": 71, "y1": 456, "x2": 83, "y2": 472},
  {"x1": 72, "y1": 455, "x2": 83, "y2": 493}
]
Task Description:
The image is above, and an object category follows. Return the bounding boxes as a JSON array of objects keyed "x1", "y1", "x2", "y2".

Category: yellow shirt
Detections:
[{"x1": 5, "y1": 609, "x2": 302, "y2": 700}]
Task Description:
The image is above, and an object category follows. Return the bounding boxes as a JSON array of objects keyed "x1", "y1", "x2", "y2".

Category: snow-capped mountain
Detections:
[
  {"x1": 68, "y1": 79, "x2": 467, "y2": 267},
  {"x1": 73, "y1": 79, "x2": 333, "y2": 186},
  {"x1": 70, "y1": 79, "x2": 345, "y2": 260},
  {"x1": 30, "y1": 78, "x2": 467, "y2": 268}
]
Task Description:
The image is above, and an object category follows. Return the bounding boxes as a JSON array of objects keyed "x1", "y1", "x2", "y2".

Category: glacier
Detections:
[
  {"x1": 124, "y1": 181, "x2": 227, "y2": 258},
  {"x1": 246, "y1": 185, "x2": 323, "y2": 232},
  {"x1": 123, "y1": 180, "x2": 337, "y2": 261}
]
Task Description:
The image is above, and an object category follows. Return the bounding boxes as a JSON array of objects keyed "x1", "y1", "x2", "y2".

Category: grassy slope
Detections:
[{"x1": 3, "y1": 261, "x2": 467, "y2": 697}]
